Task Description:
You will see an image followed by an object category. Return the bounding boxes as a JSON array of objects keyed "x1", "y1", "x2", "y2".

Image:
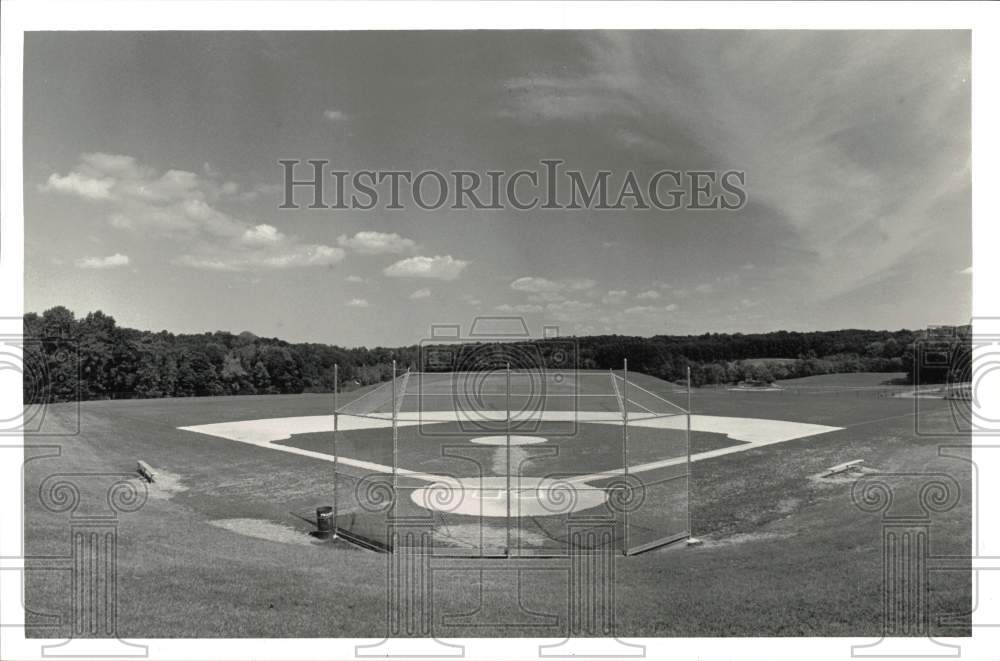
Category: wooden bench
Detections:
[
  {"x1": 137, "y1": 460, "x2": 156, "y2": 483},
  {"x1": 823, "y1": 459, "x2": 863, "y2": 477}
]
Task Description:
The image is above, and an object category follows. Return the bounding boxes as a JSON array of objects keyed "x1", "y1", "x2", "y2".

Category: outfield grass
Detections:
[{"x1": 23, "y1": 384, "x2": 970, "y2": 637}]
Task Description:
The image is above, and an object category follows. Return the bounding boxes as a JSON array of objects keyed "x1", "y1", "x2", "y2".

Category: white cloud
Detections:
[
  {"x1": 460, "y1": 294, "x2": 482, "y2": 306},
  {"x1": 626, "y1": 303, "x2": 678, "y2": 315},
  {"x1": 495, "y1": 303, "x2": 543, "y2": 313},
  {"x1": 409, "y1": 288, "x2": 432, "y2": 300},
  {"x1": 346, "y1": 298, "x2": 370, "y2": 308},
  {"x1": 547, "y1": 300, "x2": 592, "y2": 312},
  {"x1": 601, "y1": 290, "x2": 629, "y2": 304},
  {"x1": 347, "y1": 274, "x2": 367, "y2": 283},
  {"x1": 43, "y1": 153, "x2": 239, "y2": 238},
  {"x1": 241, "y1": 224, "x2": 283, "y2": 245},
  {"x1": 338, "y1": 231, "x2": 415, "y2": 255},
  {"x1": 527, "y1": 292, "x2": 567, "y2": 303},
  {"x1": 176, "y1": 244, "x2": 345, "y2": 272},
  {"x1": 133, "y1": 169, "x2": 201, "y2": 203},
  {"x1": 42, "y1": 172, "x2": 115, "y2": 200},
  {"x1": 383, "y1": 255, "x2": 468, "y2": 280},
  {"x1": 688, "y1": 274, "x2": 741, "y2": 296},
  {"x1": 81, "y1": 152, "x2": 141, "y2": 177},
  {"x1": 511, "y1": 277, "x2": 597, "y2": 295},
  {"x1": 635, "y1": 289, "x2": 661, "y2": 300},
  {"x1": 545, "y1": 300, "x2": 594, "y2": 323},
  {"x1": 46, "y1": 153, "x2": 347, "y2": 272},
  {"x1": 75, "y1": 253, "x2": 130, "y2": 269},
  {"x1": 323, "y1": 109, "x2": 348, "y2": 121},
  {"x1": 499, "y1": 33, "x2": 972, "y2": 314},
  {"x1": 499, "y1": 76, "x2": 636, "y2": 122},
  {"x1": 510, "y1": 276, "x2": 563, "y2": 293}
]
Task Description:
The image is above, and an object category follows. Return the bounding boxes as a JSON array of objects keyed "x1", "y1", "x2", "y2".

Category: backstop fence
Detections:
[{"x1": 329, "y1": 358, "x2": 691, "y2": 557}]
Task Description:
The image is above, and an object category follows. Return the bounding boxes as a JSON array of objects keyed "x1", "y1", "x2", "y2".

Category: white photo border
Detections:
[{"x1": 2, "y1": 2, "x2": 997, "y2": 660}]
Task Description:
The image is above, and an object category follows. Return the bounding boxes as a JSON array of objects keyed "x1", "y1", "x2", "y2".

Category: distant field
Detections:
[
  {"x1": 23, "y1": 382, "x2": 970, "y2": 637},
  {"x1": 775, "y1": 372, "x2": 908, "y2": 388}
]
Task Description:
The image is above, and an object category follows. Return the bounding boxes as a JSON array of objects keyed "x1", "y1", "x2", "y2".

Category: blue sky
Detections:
[{"x1": 24, "y1": 31, "x2": 971, "y2": 346}]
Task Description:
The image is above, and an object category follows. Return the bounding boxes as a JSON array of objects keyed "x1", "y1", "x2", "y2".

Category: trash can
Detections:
[{"x1": 316, "y1": 506, "x2": 334, "y2": 539}]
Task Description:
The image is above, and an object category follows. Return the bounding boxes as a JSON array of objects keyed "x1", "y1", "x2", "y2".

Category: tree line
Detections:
[{"x1": 22, "y1": 306, "x2": 969, "y2": 403}]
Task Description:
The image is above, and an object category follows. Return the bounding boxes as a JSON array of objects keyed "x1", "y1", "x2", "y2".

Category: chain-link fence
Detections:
[{"x1": 330, "y1": 360, "x2": 691, "y2": 557}]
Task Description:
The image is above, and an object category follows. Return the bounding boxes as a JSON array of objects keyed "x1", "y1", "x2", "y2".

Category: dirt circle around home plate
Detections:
[
  {"x1": 409, "y1": 476, "x2": 606, "y2": 517},
  {"x1": 468, "y1": 435, "x2": 548, "y2": 446}
]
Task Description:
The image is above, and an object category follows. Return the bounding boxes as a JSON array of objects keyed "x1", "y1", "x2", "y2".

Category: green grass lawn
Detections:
[{"x1": 23, "y1": 386, "x2": 970, "y2": 637}]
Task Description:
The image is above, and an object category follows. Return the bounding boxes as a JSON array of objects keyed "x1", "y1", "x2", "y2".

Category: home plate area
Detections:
[{"x1": 409, "y1": 474, "x2": 610, "y2": 518}]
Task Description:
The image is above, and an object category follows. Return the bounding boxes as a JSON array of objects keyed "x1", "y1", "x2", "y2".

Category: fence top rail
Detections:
[
  {"x1": 392, "y1": 370, "x2": 412, "y2": 417},
  {"x1": 609, "y1": 370, "x2": 625, "y2": 418},
  {"x1": 338, "y1": 368, "x2": 690, "y2": 416},
  {"x1": 611, "y1": 373, "x2": 689, "y2": 415},
  {"x1": 407, "y1": 369, "x2": 617, "y2": 374}
]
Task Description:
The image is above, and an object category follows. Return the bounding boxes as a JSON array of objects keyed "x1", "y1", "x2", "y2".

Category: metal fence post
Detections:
[
  {"x1": 333, "y1": 363, "x2": 339, "y2": 535},
  {"x1": 686, "y1": 365, "x2": 692, "y2": 539},
  {"x1": 506, "y1": 361, "x2": 512, "y2": 557},
  {"x1": 391, "y1": 360, "x2": 398, "y2": 494},
  {"x1": 622, "y1": 358, "x2": 629, "y2": 555}
]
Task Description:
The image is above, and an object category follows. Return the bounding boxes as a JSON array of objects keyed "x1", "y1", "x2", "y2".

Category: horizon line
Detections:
[{"x1": 23, "y1": 303, "x2": 968, "y2": 351}]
